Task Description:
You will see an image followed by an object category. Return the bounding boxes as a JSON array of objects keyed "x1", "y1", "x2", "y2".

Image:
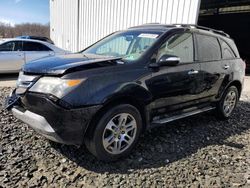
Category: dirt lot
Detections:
[{"x1": 0, "y1": 78, "x2": 249, "y2": 187}]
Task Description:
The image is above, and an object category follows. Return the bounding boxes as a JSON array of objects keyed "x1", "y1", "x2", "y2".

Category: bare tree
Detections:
[{"x1": 0, "y1": 22, "x2": 50, "y2": 38}]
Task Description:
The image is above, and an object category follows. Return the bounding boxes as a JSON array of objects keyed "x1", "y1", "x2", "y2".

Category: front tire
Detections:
[
  {"x1": 85, "y1": 104, "x2": 142, "y2": 161},
  {"x1": 216, "y1": 86, "x2": 239, "y2": 120}
]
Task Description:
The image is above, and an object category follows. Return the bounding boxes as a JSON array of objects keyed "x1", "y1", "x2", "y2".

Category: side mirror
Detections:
[{"x1": 158, "y1": 55, "x2": 180, "y2": 66}]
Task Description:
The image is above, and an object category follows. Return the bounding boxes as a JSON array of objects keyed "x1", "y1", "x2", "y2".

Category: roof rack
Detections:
[
  {"x1": 130, "y1": 23, "x2": 176, "y2": 29},
  {"x1": 173, "y1": 24, "x2": 230, "y2": 38},
  {"x1": 130, "y1": 23, "x2": 230, "y2": 38}
]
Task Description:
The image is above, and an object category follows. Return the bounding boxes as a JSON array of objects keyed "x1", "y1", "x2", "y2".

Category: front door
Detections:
[
  {"x1": 0, "y1": 41, "x2": 25, "y2": 72},
  {"x1": 147, "y1": 32, "x2": 204, "y2": 111}
]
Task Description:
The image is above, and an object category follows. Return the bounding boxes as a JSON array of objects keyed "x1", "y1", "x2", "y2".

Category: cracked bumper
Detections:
[{"x1": 9, "y1": 91, "x2": 102, "y2": 146}]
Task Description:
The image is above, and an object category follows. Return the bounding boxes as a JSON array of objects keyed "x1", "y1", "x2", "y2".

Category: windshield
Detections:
[{"x1": 83, "y1": 31, "x2": 163, "y2": 61}]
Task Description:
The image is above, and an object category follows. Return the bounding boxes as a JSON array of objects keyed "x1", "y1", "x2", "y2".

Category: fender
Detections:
[
  {"x1": 101, "y1": 82, "x2": 153, "y2": 106},
  {"x1": 217, "y1": 77, "x2": 243, "y2": 100}
]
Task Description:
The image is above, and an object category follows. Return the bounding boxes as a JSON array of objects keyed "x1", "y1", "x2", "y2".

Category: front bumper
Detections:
[
  {"x1": 8, "y1": 91, "x2": 102, "y2": 146},
  {"x1": 12, "y1": 107, "x2": 64, "y2": 143}
]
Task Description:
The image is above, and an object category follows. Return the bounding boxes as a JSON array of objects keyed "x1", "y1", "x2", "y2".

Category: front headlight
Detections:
[{"x1": 29, "y1": 77, "x2": 86, "y2": 98}]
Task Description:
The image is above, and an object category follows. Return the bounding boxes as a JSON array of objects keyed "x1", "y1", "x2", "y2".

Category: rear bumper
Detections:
[{"x1": 10, "y1": 92, "x2": 102, "y2": 146}]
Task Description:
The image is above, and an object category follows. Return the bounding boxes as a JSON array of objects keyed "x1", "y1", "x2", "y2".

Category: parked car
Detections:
[
  {"x1": 0, "y1": 39, "x2": 69, "y2": 73},
  {"x1": 6, "y1": 24, "x2": 245, "y2": 161},
  {"x1": 16, "y1": 36, "x2": 54, "y2": 44}
]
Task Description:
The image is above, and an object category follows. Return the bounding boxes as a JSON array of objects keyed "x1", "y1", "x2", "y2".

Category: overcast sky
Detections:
[{"x1": 0, "y1": 0, "x2": 49, "y2": 25}]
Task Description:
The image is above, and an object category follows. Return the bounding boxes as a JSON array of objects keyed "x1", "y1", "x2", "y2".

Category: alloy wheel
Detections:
[
  {"x1": 223, "y1": 90, "x2": 237, "y2": 116},
  {"x1": 102, "y1": 113, "x2": 137, "y2": 155}
]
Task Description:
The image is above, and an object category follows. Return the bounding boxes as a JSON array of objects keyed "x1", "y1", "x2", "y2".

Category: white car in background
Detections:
[{"x1": 0, "y1": 39, "x2": 69, "y2": 73}]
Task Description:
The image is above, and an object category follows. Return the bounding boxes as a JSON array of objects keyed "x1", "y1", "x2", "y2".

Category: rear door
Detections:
[
  {"x1": 148, "y1": 32, "x2": 204, "y2": 111},
  {"x1": 195, "y1": 33, "x2": 228, "y2": 100},
  {"x1": 0, "y1": 41, "x2": 25, "y2": 72},
  {"x1": 23, "y1": 41, "x2": 54, "y2": 62},
  {"x1": 220, "y1": 39, "x2": 237, "y2": 73}
]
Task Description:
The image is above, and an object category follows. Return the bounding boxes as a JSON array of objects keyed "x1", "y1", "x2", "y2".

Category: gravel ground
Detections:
[{"x1": 0, "y1": 87, "x2": 249, "y2": 188}]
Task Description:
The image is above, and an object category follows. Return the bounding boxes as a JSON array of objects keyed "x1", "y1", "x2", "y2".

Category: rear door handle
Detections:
[
  {"x1": 188, "y1": 70, "x2": 199, "y2": 75},
  {"x1": 224, "y1": 65, "x2": 230, "y2": 70}
]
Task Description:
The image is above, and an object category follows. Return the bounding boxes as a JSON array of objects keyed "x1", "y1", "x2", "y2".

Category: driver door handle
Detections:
[
  {"x1": 224, "y1": 65, "x2": 230, "y2": 70},
  {"x1": 188, "y1": 70, "x2": 199, "y2": 75}
]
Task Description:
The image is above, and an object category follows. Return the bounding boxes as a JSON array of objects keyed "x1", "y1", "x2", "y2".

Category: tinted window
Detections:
[
  {"x1": 196, "y1": 34, "x2": 221, "y2": 61},
  {"x1": 221, "y1": 40, "x2": 235, "y2": 59},
  {"x1": 0, "y1": 41, "x2": 23, "y2": 51},
  {"x1": 23, "y1": 42, "x2": 52, "y2": 51},
  {"x1": 0, "y1": 42, "x2": 15, "y2": 51},
  {"x1": 157, "y1": 32, "x2": 194, "y2": 63}
]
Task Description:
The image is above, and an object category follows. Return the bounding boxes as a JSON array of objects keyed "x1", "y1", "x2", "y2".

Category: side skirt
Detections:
[{"x1": 149, "y1": 105, "x2": 215, "y2": 129}]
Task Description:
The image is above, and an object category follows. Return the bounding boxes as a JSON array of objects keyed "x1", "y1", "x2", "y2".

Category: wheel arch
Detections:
[
  {"x1": 226, "y1": 80, "x2": 242, "y2": 99},
  {"x1": 84, "y1": 95, "x2": 150, "y2": 140}
]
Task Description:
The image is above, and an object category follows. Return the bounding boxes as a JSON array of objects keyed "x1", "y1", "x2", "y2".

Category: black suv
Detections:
[{"x1": 6, "y1": 24, "x2": 245, "y2": 161}]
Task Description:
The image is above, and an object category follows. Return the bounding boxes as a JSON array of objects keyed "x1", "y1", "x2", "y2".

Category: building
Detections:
[
  {"x1": 50, "y1": 0, "x2": 201, "y2": 52},
  {"x1": 199, "y1": 0, "x2": 250, "y2": 71},
  {"x1": 50, "y1": 0, "x2": 250, "y2": 71}
]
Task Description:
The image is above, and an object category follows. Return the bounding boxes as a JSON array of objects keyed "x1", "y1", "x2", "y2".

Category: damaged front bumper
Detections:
[
  {"x1": 12, "y1": 107, "x2": 64, "y2": 143},
  {"x1": 5, "y1": 90, "x2": 102, "y2": 146},
  {"x1": 5, "y1": 89, "x2": 20, "y2": 111}
]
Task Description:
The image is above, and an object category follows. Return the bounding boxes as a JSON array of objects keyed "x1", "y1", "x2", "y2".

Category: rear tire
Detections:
[
  {"x1": 216, "y1": 86, "x2": 239, "y2": 120},
  {"x1": 85, "y1": 104, "x2": 142, "y2": 162}
]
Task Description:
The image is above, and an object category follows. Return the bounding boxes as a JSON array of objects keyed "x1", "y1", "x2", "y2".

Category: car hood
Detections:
[{"x1": 23, "y1": 53, "x2": 122, "y2": 75}]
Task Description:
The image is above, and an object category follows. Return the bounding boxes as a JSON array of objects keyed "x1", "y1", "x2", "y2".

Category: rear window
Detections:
[
  {"x1": 196, "y1": 34, "x2": 221, "y2": 62},
  {"x1": 23, "y1": 41, "x2": 52, "y2": 51}
]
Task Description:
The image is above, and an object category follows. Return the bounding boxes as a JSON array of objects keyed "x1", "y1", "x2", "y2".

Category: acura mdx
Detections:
[{"x1": 6, "y1": 24, "x2": 245, "y2": 161}]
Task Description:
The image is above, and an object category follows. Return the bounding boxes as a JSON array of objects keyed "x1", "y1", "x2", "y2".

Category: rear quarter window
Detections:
[
  {"x1": 224, "y1": 38, "x2": 240, "y2": 58},
  {"x1": 196, "y1": 34, "x2": 221, "y2": 62},
  {"x1": 220, "y1": 39, "x2": 236, "y2": 59}
]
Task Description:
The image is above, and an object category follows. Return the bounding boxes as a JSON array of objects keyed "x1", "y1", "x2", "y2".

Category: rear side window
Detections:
[
  {"x1": 221, "y1": 40, "x2": 235, "y2": 59},
  {"x1": 23, "y1": 42, "x2": 52, "y2": 51},
  {"x1": 196, "y1": 34, "x2": 221, "y2": 62}
]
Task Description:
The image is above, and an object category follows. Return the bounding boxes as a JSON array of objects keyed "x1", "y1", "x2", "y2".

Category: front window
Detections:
[
  {"x1": 0, "y1": 41, "x2": 22, "y2": 52},
  {"x1": 0, "y1": 42, "x2": 15, "y2": 51},
  {"x1": 156, "y1": 32, "x2": 194, "y2": 63},
  {"x1": 83, "y1": 31, "x2": 163, "y2": 61}
]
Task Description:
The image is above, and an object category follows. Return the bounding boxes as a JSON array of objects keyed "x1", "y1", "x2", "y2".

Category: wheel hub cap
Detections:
[
  {"x1": 102, "y1": 113, "x2": 137, "y2": 155},
  {"x1": 223, "y1": 90, "x2": 237, "y2": 116}
]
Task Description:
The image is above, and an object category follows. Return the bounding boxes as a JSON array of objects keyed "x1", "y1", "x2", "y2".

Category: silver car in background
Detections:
[{"x1": 0, "y1": 39, "x2": 69, "y2": 73}]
